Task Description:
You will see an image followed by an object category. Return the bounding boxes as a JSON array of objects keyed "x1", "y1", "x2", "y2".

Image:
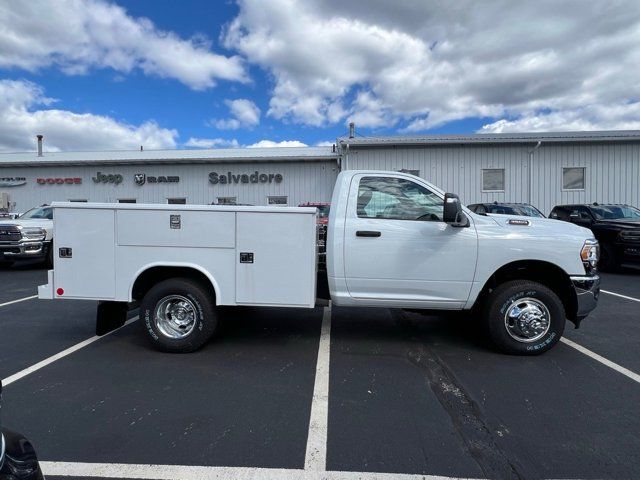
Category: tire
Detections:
[
  {"x1": 482, "y1": 280, "x2": 565, "y2": 355},
  {"x1": 140, "y1": 278, "x2": 218, "y2": 353},
  {"x1": 599, "y1": 243, "x2": 619, "y2": 272}
]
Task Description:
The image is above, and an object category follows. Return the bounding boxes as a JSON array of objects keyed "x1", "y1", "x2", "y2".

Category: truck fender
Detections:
[{"x1": 128, "y1": 261, "x2": 222, "y2": 304}]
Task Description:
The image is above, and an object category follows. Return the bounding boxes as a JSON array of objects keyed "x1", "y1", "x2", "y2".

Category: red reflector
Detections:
[{"x1": 56, "y1": 288, "x2": 64, "y2": 296}]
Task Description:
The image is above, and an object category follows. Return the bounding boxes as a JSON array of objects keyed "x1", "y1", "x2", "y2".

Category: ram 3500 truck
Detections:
[{"x1": 38, "y1": 170, "x2": 600, "y2": 355}]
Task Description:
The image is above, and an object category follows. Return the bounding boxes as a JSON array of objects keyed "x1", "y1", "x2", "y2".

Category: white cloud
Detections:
[
  {"x1": 0, "y1": 0, "x2": 246, "y2": 89},
  {"x1": 0, "y1": 80, "x2": 177, "y2": 151},
  {"x1": 479, "y1": 103, "x2": 640, "y2": 133},
  {"x1": 184, "y1": 137, "x2": 239, "y2": 148},
  {"x1": 214, "y1": 98, "x2": 261, "y2": 130},
  {"x1": 246, "y1": 140, "x2": 307, "y2": 148},
  {"x1": 224, "y1": 0, "x2": 640, "y2": 130}
]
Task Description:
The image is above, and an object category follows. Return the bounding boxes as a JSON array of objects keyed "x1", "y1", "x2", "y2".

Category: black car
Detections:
[
  {"x1": 467, "y1": 202, "x2": 546, "y2": 217},
  {"x1": 549, "y1": 203, "x2": 640, "y2": 271},
  {"x1": 0, "y1": 381, "x2": 44, "y2": 480}
]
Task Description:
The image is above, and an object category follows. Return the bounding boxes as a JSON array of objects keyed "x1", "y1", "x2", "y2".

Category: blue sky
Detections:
[{"x1": 0, "y1": 1, "x2": 639, "y2": 152}]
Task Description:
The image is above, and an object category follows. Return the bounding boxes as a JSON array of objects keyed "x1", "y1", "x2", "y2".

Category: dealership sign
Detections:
[
  {"x1": 209, "y1": 171, "x2": 283, "y2": 185},
  {"x1": 0, "y1": 177, "x2": 26, "y2": 187},
  {"x1": 93, "y1": 172, "x2": 123, "y2": 184},
  {"x1": 134, "y1": 174, "x2": 180, "y2": 186},
  {"x1": 37, "y1": 177, "x2": 82, "y2": 185}
]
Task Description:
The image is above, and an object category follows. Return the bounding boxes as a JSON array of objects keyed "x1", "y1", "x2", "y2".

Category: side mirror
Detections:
[{"x1": 443, "y1": 193, "x2": 469, "y2": 227}]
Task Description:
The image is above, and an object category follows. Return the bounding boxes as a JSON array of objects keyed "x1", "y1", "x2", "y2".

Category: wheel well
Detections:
[
  {"x1": 478, "y1": 260, "x2": 577, "y2": 320},
  {"x1": 131, "y1": 266, "x2": 217, "y2": 303}
]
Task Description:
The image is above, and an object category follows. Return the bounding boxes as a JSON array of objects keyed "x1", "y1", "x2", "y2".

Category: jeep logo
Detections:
[{"x1": 92, "y1": 172, "x2": 123, "y2": 184}]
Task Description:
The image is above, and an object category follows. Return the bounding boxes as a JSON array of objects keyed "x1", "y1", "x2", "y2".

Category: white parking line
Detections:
[
  {"x1": 601, "y1": 289, "x2": 640, "y2": 303},
  {"x1": 560, "y1": 337, "x2": 640, "y2": 384},
  {"x1": 1, "y1": 317, "x2": 138, "y2": 386},
  {"x1": 304, "y1": 305, "x2": 331, "y2": 471},
  {"x1": 40, "y1": 461, "x2": 480, "y2": 480},
  {"x1": 0, "y1": 294, "x2": 38, "y2": 308}
]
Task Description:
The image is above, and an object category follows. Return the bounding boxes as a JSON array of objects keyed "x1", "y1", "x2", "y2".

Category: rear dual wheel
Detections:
[
  {"x1": 140, "y1": 278, "x2": 218, "y2": 353},
  {"x1": 483, "y1": 280, "x2": 565, "y2": 355}
]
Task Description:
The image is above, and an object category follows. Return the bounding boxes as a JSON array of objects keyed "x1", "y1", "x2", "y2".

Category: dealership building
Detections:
[{"x1": 1, "y1": 130, "x2": 639, "y2": 215}]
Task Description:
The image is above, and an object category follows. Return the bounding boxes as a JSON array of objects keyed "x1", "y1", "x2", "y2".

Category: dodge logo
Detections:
[{"x1": 134, "y1": 174, "x2": 146, "y2": 186}]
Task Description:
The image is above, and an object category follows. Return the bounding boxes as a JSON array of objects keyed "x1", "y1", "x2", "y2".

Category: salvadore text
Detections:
[{"x1": 209, "y1": 171, "x2": 283, "y2": 185}]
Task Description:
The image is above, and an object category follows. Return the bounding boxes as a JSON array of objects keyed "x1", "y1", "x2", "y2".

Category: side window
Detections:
[
  {"x1": 577, "y1": 207, "x2": 593, "y2": 220},
  {"x1": 356, "y1": 176, "x2": 443, "y2": 221},
  {"x1": 552, "y1": 207, "x2": 571, "y2": 221}
]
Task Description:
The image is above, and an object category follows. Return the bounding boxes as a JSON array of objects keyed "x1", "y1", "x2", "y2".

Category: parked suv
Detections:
[
  {"x1": 0, "y1": 205, "x2": 54, "y2": 267},
  {"x1": 468, "y1": 202, "x2": 545, "y2": 217},
  {"x1": 550, "y1": 203, "x2": 640, "y2": 271},
  {"x1": 0, "y1": 381, "x2": 44, "y2": 479}
]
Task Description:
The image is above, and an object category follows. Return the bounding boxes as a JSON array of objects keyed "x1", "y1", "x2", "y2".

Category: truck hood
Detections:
[
  {"x1": 486, "y1": 214, "x2": 593, "y2": 239},
  {"x1": 0, "y1": 219, "x2": 52, "y2": 229},
  {"x1": 595, "y1": 218, "x2": 640, "y2": 229}
]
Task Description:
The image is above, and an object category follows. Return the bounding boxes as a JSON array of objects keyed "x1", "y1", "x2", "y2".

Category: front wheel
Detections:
[
  {"x1": 140, "y1": 278, "x2": 218, "y2": 352},
  {"x1": 483, "y1": 280, "x2": 565, "y2": 355}
]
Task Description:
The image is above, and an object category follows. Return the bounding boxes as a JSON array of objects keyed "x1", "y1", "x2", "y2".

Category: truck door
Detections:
[{"x1": 343, "y1": 174, "x2": 478, "y2": 308}]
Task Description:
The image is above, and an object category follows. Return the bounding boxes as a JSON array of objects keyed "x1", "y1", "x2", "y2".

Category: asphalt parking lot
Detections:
[{"x1": 1, "y1": 262, "x2": 639, "y2": 480}]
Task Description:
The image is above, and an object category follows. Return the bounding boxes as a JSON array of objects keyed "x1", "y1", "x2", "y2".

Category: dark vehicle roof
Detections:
[
  {"x1": 552, "y1": 203, "x2": 633, "y2": 209},
  {"x1": 298, "y1": 202, "x2": 330, "y2": 207}
]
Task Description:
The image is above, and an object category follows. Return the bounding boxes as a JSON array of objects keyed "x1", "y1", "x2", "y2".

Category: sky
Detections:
[{"x1": 0, "y1": 0, "x2": 639, "y2": 152}]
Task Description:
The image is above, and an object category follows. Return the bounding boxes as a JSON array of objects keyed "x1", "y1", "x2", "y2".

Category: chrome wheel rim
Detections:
[
  {"x1": 154, "y1": 295, "x2": 197, "y2": 339},
  {"x1": 504, "y1": 297, "x2": 551, "y2": 343}
]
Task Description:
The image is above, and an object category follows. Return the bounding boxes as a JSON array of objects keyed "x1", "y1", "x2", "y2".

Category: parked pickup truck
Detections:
[
  {"x1": 0, "y1": 205, "x2": 54, "y2": 267},
  {"x1": 38, "y1": 170, "x2": 600, "y2": 355}
]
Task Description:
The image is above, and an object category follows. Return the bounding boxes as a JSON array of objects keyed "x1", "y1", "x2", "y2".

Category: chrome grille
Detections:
[{"x1": 0, "y1": 225, "x2": 20, "y2": 242}]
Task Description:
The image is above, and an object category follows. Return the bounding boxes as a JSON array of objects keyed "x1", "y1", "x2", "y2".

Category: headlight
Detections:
[
  {"x1": 19, "y1": 227, "x2": 46, "y2": 241},
  {"x1": 580, "y1": 239, "x2": 599, "y2": 268}
]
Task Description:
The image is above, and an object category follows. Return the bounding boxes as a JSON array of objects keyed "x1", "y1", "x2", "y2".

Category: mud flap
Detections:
[{"x1": 96, "y1": 301, "x2": 129, "y2": 336}]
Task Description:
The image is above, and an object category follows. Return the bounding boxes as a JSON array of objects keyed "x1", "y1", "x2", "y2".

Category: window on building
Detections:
[
  {"x1": 167, "y1": 198, "x2": 187, "y2": 205},
  {"x1": 267, "y1": 196, "x2": 288, "y2": 206},
  {"x1": 482, "y1": 169, "x2": 505, "y2": 192},
  {"x1": 356, "y1": 176, "x2": 443, "y2": 221},
  {"x1": 562, "y1": 167, "x2": 585, "y2": 190},
  {"x1": 217, "y1": 197, "x2": 237, "y2": 205},
  {"x1": 118, "y1": 199, "x2": 137, "y2": 203},
  {"x1": 398, "y1": 169, "x2": 420, "y2": 177},
  {"x1": 68, "y1": 199, "x2": 87, "y2": 202}
]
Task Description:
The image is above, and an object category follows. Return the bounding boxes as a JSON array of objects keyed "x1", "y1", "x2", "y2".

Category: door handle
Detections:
[{"x1": 356, "y1": 230, "x2": 381, "y2": 237}]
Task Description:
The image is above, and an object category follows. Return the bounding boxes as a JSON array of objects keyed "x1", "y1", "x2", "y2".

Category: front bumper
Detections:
[
  {"x1": 0, "y1": 240, "x2": 49, "y2": 260},
  {"x1": 571, "y1": 274, "x2": 600, "y2": 320},
  {"x1": 0, "y1": 429, "x2": 44, "y2": 480}
]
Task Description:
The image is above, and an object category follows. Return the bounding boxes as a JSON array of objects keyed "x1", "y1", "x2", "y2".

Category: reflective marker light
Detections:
[{"x1": 56, "y1": 288, "x2": 64, "y2": 296}]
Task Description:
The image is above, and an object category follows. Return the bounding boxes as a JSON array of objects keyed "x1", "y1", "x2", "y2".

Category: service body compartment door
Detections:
[
  {"x1": 236, "y1": 212, "x2": 316, "y2": 307},
  {"x1": 54, "y1": 208, "x2": 116, "y2": 299}
]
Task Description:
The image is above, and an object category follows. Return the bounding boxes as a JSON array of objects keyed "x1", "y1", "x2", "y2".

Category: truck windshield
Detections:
[
  {"x1": 516, "y1": 205, "x2": 545, "y2": 217},
  {"x1": 590, "y1": 205, "x2": 640, "y2": 220},
  {"x1": 20, "y1": 207, "x2": 53, "y2": 220}
]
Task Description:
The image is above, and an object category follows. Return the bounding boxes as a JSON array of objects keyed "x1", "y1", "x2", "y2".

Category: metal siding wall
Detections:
[
  {"x1": 347, "y1": 142, "x2": 640, "y2": 215},
  {"x1": 0, "y1": 160, "x2": 338, "y2": 212}
]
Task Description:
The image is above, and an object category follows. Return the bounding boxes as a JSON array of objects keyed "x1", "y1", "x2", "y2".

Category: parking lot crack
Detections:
[{"x1": 396, "y1": 312, "x2": 527, "y2": 479}]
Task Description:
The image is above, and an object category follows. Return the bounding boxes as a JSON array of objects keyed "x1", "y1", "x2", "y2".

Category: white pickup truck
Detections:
[{"x1": 38, "y1": 170, "x2": 600, "y2": 355}]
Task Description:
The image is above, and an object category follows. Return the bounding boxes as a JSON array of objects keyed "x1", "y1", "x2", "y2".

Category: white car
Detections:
[{"x1": 0, "y1": 205, "x2": 54, "y2": 267}]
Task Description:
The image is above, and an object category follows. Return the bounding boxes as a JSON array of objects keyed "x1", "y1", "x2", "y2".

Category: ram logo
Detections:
[{"x1": 134, "y1": 174, "x2": 146, "y2": 186}]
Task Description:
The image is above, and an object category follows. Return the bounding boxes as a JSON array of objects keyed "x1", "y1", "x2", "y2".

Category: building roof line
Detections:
[{"x1": 338, "y1": 130, "x2": 640, "y2": 147}]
